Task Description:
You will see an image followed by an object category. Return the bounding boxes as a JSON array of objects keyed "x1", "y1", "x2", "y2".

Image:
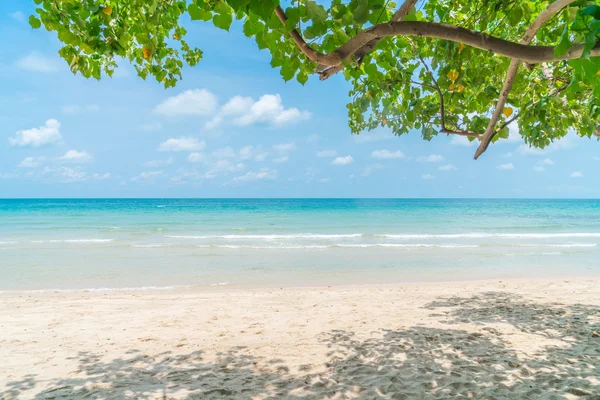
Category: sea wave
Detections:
[
  {"x1": 519, "y1": 243, "x2": 598, "y2": 248},
  {"x1": 378, "y1": 233, "x2": 600, "y2": 239},
  {"x1": 131, "y1": 243, "x2": 174, "y2": 248},
  {"x1": 167, "y1": 234, "x2": 363, "y2": 240},
  {"x1": 0, "y1": 241, "x2": 18, "y2": 245},
  {"x1": 194, "y1": 243, "x2": 479, "y2": 250},
  {"x1": 29, "y1": 239, "x2": 115, "y2": 244}
]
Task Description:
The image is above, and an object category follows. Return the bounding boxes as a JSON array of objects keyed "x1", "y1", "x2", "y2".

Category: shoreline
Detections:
[
  {"x1": 2, "y1": 271, "x2": 599, "y2": 295},
  {"x1": 2, "y1": 277, "x2": 599, "y2": 399}
]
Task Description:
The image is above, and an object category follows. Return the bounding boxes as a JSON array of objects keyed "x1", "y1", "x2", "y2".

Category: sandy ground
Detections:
[{"x1": 1, "y1": 278, "x2": 599, "y2": 399}]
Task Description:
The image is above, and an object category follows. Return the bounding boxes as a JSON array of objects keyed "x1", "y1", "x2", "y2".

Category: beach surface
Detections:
[{"x1": 1, "y1": 278, "x2": 599, "y2": 399}]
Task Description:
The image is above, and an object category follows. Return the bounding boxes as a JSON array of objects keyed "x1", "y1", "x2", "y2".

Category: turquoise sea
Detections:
[{"x1": 1, "y1": 199, "x2": 599, "y2": 291}]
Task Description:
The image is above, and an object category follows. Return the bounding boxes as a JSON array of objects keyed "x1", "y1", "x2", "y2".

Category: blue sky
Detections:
[{"x1": 1, "y1": 2, "x2": 599, "y2": 198}]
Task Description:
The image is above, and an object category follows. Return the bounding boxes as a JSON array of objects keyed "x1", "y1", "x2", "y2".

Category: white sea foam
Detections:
[
  {"x1": 0, "y1": 241, "x2": 18, "y2": 245},
  {"x1": 167, "y1": 234, "x2": 363, "y2": 240},
  {"x1": 13, "y1": 285, "x2": 178, "y2": 294},
  {"x1": 132, "y1": 243, "x2": 174, "y2": 248},
  {"x1": 194, "y1": 243, "x2": 478, "y2": 250},
  {"x1": 520, "y1": 243, "x2": 598, "y2": 248},
  {"x1": 379, "y1": 233, "x2": 600, "y2": 239},
  {"x1": 29, "y1": 239, "x2": 115, "y2": 244}
]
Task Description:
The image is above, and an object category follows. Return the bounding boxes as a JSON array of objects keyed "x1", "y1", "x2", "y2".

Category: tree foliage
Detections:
[{"x1": 29, "y1": 0, "x2": 600, "y2": 158}]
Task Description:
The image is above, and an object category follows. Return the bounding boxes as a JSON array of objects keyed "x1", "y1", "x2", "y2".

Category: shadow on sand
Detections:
[{"x1": 2, "y1": 292, "x2": 599, "y2": 399}]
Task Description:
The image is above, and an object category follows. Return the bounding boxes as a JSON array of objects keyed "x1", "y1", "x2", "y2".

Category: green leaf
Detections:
[
  {"x1": 29, "y1": 15, "x2": 41, "y2": 29},
  {"x1": 353, "y1": 0, "x2": 369, "y2": 24},
  {"x1": 580, "y1": 5, "x2": 600, "y2": 20},
  {"x1": 249, "y1": 0, "x2": 278, "y2": 21},
  {"x1": 297, "y1": 71, "x2": 308, "y2": 85},
  {"x1": 554, "y1": 25, "x2": 572, "y2": 57},
  {"x1": 213, "y1": 13, "x2": 233, "y2": 30},
  {"x1": 188, "y1": 4, "x2": 211, "y2": 21},
  {"x1": 227, "y1": 0, "x2": 251, "y2": 11}
]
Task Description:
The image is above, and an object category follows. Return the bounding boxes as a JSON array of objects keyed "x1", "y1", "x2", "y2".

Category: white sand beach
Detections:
[{"x1": 1, "y1": 278, "x2": 599, "y2": 399}]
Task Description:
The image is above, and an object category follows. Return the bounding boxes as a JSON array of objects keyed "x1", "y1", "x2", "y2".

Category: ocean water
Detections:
[{"x1": 1, "y1": 198, "x2": 599, "y2": 291}]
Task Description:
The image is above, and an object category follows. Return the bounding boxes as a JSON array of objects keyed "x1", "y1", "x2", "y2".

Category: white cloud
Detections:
[
  {"x1": 533, "y1": 166, "x2": 545, "y2": 172},
  {"x1": 570, "y1": 171, "x2": 583, "y2": 178},
  {"x1": 361, "y1": 163, "x2": 384, "y2": 177},
  {"x1": 230, "y1": 168, "x2": 277, "y2": 184},
  {"x1": 371, "y1": 149, "x2": 405, "y2": 159},
  {"x1": 307, "y1": 134, "x2": 320, "y2": 143},
  {"x1": 207, "y1": 94, "x2": 310, "y2": 128},
  {"x1": 353, "y1": 128, "x2": 394, "y2": 143},
  {"x1": 59, "y1": 150, "x2": 92, "y2": 163},
  {"x1": 451, "y1": 136, "x2": 478, "y2": 147},
  {"x1": 138, "y1": 122, "x2": 163, "y2": 132},
  {"x1": 16, "y1": 52, "x2": 61, "y2": 73},
  {"x1": 422, "y1": 173, "x2": 434, "y2": 180},
  {"x1": 155, "y1": 89, "x2": 218, "y2": 117},
  {"x1": 188, "y1": 153, "x2": 204, "y2": 163},
  {"x1": 517, "y1": 136, "x2": 573, "y2": 156},
  {"x1": 91, "y1": 173, "x2": 111, "y2": 180},
  {"x1": 439, "y1": 164, "x2": 457, "y2": 171},
  {"x1": 541, "y1": 158, "x2": 554, "y2": 165},
  {"x1": 331, "y1": 155, "x2": 353, "y2": 166},
  {"x1": 9, "y1": 119, "x2": 62, "y2": 147},
  {"x1": 41, "y1": 166, "x2": 89, "y2": 183},
  {"x1": 158, "y1": 137, "x2": 205, "y2": 152},
  {"x1": 143, "y1": 157, "x2": 173, "y2": 167},
  {"x1": 417, "y1": 154, "x2": 444, "y2": 163},
  {"x1": 239, "y1": 146, "x2": 268, "y2": 161},
  {"x1": 18, "y1": 157, "x2": 41, "y2": 168},
  {"x1": 272, "y1": 156, "x2": 289, "y2": 164},
  {"x1": 212, "y1": 147, "x2": 236, "y2": 159},
  {"x1": 273, "y1": 143, "x2": 296, "y2": 153},
  {"x1": 131, "y1": 171, "x2": 165, "y2": 182},
  {"x1": 62, "y1": 104, "x2": 100, "y2": 114},
  {"x1": 497, "y1": 163, "x2": 515, "y2": 170},
  {"x1": 319, "y1": 178, "x2": 330, "y2": 183},
  {"x1": 203, "y1": 160, "x2": 245, "y2": 179},
  {"x1": 10, "y1": 11, "x2": 25, "y2": 22},
  {"x1": 316, "y1": 150, "x2": 337, "y2": 158}
]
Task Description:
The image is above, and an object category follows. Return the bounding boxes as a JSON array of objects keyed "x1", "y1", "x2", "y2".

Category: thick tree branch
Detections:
[
  {"x1": 317, "y1": 0, "x2": 419, "y2": 80},
  {"x1": 274, "y1": 11, "x2": 600, "y2": 69},
  {"x1": 473, "y1": 0, "x2": 577, "y2": 159}
]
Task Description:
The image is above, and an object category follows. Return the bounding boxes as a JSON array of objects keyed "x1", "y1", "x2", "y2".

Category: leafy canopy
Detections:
[{"x1": 29, "y1": 0, "x2": 600, "y2": 158}]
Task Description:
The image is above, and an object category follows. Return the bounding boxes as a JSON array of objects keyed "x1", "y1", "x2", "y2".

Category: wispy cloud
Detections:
[
  {"x1": 316, "y1": 150, "x2": 337, "y2": 158},
  {"x1": 570, "y1": 171, "x2": 583, "y2": 178},
  {"x1": 229, "y1": 168, "x2": 277, "y2": 184},
  {"x1": 361, "y1": 163, "x2": 384, "y2": 177},
  {"x1": 417, "y1": 154, "x2": 444, "y2": 163},
  {"x1": 16, "y1": 52, "x2": 61, "y2": 73},
  {"x1": 497, "y1": 163, "x2": 515, "y2": 170},
  {"x1": 158, "y1": 137, "x2": 205, "y2": 152},
  {"x1": 331, "y1": 155, "x2": 353, "y2": 166},
  {"x1": 9, "y1": 119, "x2": 62, "y2": 147},
  {"x1": 422, "y1": 173, "x2": 434, "y2": 180},
  {"x1": 438, "y1": 164, "x2": 457, "y2": 171},
  {"x1": 155, "y1": 89, "x2": 218, "y2": 117},
  {"x1": 371, "y1": 149, "x2": 405, "y2": 159},
  {"x1": 59, "y1": 150, "x2": 92, "y2": 164}
]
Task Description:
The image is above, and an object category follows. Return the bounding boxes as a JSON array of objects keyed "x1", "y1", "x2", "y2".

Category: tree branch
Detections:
[
  {"x1": 412, "y1": 42, "x2": 482, "y2": 139},
  {"x1": 274, "y1": 10, "x2": 599, "y2": 69},
  {"x1": 473, "y1": 0, "x2": 577, "y2": 159},
  {"x1": 317, "y1": 0, "x2": 419, "y2": 80}
]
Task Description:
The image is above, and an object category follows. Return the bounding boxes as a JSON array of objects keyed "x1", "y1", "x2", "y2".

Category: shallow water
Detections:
[{"x1": 1, "y1": 198, "x2": 599, "y2": 291}]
